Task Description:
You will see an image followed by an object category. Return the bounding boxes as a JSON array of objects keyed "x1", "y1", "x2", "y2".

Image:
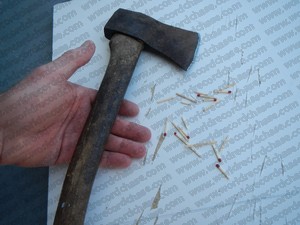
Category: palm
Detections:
[{"x1": 0, "y1": 41, "x2": 151, "y2": 167}]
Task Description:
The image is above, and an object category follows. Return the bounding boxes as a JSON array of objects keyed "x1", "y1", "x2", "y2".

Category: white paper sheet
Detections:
[{"x1": 48, "y1": 1, "x2": 300, "y2": 224}]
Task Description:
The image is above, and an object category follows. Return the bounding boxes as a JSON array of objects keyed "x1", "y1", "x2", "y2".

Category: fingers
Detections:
[
  {"x1": 99, "y1": 151, "x2": 132, "y2": 168},
  {"x1": 104, "y1": 134, "x2": 146, "y2": 158},
  {"x1": 101, "y1": 134, "x2": 146, "y2": 168},
  {"x1": 100, "y1": 114, "x2": 151, "y2": 168},
  {"x1": 118, "y1": 99, "x2": 139, "y2": 117},
  {"x1": 111, "y1": 117, "x2": 151, "y2": 142},
  {"x1": 43, "y1": 40, "x2": 96, "y2": 80}
]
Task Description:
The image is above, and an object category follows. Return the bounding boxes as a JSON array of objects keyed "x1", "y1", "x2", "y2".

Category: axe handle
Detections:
[{"x1": 54, "y1": 34, "x2": 144, "y2": 225}]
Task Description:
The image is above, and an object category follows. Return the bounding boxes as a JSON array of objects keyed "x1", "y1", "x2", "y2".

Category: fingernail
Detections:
[{"x1": 81, "y1": 40, "x2": 94, "y2": 48}]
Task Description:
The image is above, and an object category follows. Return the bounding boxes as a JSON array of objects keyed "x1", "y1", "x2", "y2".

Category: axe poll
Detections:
[{"x1": 54, "y1": 8, "x2": 198, "y2": 225}]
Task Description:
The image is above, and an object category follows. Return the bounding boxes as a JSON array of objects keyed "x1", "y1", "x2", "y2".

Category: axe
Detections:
[{"x1": 54, "y1": 8, "x2": 198, "y2": 225}]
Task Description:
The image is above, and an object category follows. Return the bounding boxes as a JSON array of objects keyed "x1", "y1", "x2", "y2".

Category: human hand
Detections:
[{"x1": 0, "y1": 40, "x2": 151, "y2": 168}]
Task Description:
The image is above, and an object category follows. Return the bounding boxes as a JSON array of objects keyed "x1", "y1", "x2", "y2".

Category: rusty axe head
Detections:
[{"x1": 104, "y1": 8, "x2": 199, "y2": 70}]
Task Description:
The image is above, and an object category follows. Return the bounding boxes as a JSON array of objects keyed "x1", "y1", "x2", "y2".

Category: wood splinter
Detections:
[
  {"x1": 153, "y1": 216, "x2": 159, "y2": 225},
  {"x1": 260, "y1": 155, "x2": 267, "y2": 176},
  {"x1": 174, "y1": 132, "x2": 201, "y2": 158},
  {"x1": 135, "y1": 209, "x2": 144, "y2": 225},
  {"x1": 156, "y1": 97, "x2": 175, "y2": 104},
  {"x1": 203, "y1": 101, "x2": 219, "y2": 112},
  {"x1": 176, "y1": 93, "x2": 197, "y2": 103},
  {"x1": 218, "y1": 136, "x2": 229, "y2": 152},
  {"x1": 151, "y1": 84, "x2": 157, "y2": 101},
  {"x1": 224, "y1": 83, "x2": 236, "y2": 89},
  {"x1": 181, "y1": 116, "x2": 189, "y2": 130},
  {"x1": 151, "y1": 184, "x2": 162, "y2": 209},
  {"x1": 181, "y1": 101, "x2": 192, "y2": 106},
  {"x1": 152, "y1": 119, "x2": 168, "y2": 161},
  {"x1": 280, "y1": 156, "x2": 285, "y2": 175},
  {"x1": 188, "y1": 141, "x2": 216, "y2": 148},
  {"x1": 145, "y1": 107, "x2": 151, "y2": 117},
  {"x1": 152, "y1": 133, "x2": 165, "y2": 161}
]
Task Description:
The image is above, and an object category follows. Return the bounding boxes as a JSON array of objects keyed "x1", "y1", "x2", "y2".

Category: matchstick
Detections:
[{"x1": 216, "y1": 164, "x2": 229, "y2": 179}]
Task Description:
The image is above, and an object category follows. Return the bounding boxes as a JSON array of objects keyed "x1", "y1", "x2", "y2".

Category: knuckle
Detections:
[
  {"x1": 61, "y1": 49, "x2": 77, "y2": 63},
  {"x1": 33, "y1": 65, "x2": 48, "y2": 75},
  {"x1": 133, "y1": 144, "x2": 146, "y2": 157},
  {"x1": 119, "y1": 138, "x2": 129, "y2": 150},
  {"x1": 102, "y1": 152, "x2": 112, "y2": 168},
  {"x1": 126, "y1": 121, "x2": 136, "y2": 133}
]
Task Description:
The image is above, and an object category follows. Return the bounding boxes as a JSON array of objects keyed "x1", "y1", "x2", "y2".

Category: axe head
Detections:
[{"x1": 104, "y1": 8, "x2": 199, "y2": 70}]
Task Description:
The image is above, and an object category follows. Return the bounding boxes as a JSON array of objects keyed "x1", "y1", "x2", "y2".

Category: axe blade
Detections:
[{"x1": 104, "y1": 8, "x2": 199, "y2": 70}]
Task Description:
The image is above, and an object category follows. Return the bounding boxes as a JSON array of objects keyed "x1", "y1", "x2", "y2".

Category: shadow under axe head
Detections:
[{"x1": 104, "y1": 8, "x2": 199, "y2": 70}]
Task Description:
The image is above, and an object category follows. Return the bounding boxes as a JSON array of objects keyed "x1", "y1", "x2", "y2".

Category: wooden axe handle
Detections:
[{"x1": 54, "y1": 34, "x2": 144, "y2": 225}]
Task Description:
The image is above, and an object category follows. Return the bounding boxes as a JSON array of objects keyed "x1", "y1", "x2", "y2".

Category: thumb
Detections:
[{"x1": 51, "y1": 40, "x2": 96, "y2": 80}]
